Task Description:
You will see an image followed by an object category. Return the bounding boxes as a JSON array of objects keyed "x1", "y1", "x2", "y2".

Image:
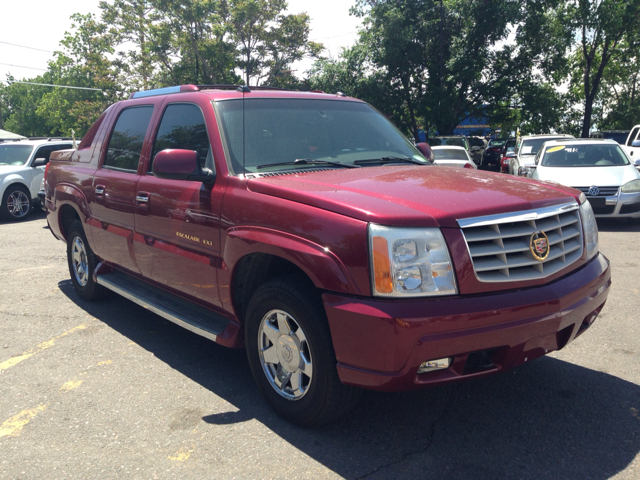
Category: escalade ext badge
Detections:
[{"x1": 530, "y1": 231, "x2": 550, "y2": 261}]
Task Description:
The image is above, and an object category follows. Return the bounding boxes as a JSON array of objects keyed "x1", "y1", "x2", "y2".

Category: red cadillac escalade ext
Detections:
[{"x1": 45, "y1": 85, "x2": 611, "y2": 426}]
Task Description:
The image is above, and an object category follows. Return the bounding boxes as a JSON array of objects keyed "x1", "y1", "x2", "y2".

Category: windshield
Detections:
[
  {"x1": 0, "y1": 145, "x2": 33, "y2": 166},
  {"x1": 433, "y1": 148, "x2": 468, "y2": 160},
  {"x1": 215, "y1": 98, "x2": 429, "y2": 174},
  {"x1": 541, "y1": 143, "x2": 630, "y2": 167},
  {"x1": 520, "y1": 137, "x2": 566, "y2": 156},
  {"x1": 430, "y1": 137, "x2": 466, "y2": 148}
]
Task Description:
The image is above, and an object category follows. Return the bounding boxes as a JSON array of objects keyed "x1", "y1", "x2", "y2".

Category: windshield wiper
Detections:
[
  {"x1": 353, "y1": 156, "x2": 429, "y2": 166},
  {"x1": 256, "y1": 158, "x2": 360, "y2": 170}
]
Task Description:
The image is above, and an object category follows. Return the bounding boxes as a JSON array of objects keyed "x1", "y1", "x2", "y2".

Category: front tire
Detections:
[
  {"x1": 1, "y1": 185, "x2": 31, "y2": 222},
  {"x1": 66, "y1": 221, "x2": 106, "y2": 301},
  {"x1": 245, "y1": 276, "x2": 361, "y2": 427}
]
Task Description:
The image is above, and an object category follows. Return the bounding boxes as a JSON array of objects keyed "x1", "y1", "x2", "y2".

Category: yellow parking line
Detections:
[
  {"x1": 168, "y1": 446, "x2": 194, "y2": 462},
  {"x1": 0, "y1": 324, "x2": 88, "y2": 372},
  {"x1": 0, "y1": 404, "x2": 48, "y2": 438}
]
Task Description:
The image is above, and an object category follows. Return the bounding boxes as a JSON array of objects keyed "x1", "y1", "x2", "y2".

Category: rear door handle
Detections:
[{"x1": 136, "y1": 191, "x2": 150, "y2": 206}]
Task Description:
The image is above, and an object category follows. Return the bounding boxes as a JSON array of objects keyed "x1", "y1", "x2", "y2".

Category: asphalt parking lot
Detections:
[{"x1": 0, "y1": 210, "x2": 639, "y2": 480}]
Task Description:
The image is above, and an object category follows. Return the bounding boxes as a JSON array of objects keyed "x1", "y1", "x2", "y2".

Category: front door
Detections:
[
  {"x1": 90, "y1": 105, "x2": 154, "y2": 274},
  {"x1": 134, "y1": 102, "x2": 224, "y2": 308}
]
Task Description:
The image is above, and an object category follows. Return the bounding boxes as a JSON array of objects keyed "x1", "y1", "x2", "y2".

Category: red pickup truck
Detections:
[{"x1": 45, "y1": 85, "x2": 611, "y2": 426}]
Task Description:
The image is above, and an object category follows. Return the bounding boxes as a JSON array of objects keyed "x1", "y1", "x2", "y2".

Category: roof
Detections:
[
  {"x1": 431, "y1": 145, "x2": 467, "y2": 150},
  {"x1": 520, "y1": 134, "x2": 574, "y2": 140},
  {"x1": 0, "y1": 138, "x2": 76, "y2": 146},
  {"x1": 0, "y1": 129, "x2": 26, "y2": 140}
]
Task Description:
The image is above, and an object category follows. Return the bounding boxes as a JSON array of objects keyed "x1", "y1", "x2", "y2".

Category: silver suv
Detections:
[
  {"x1": 509, "y1": 134, "x2": 574, "y2": 175},
  {"x1": 0, "y1": 138, "x2": 75, "y2": 221}
]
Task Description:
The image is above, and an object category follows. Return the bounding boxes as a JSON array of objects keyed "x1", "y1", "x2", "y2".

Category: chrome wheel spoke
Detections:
[
  {"x1": 262, "y1": 345, "x2": 279, "y2": 365},
  {"x1": 276, "y1": 312, "x2": 291, "y2": 335},
  {"x1": 290, "y1": 372, "x2": 304, "y2": 398},
  {"x1": 70, "y1": 237, "x2": 89, "y2": 286},
  {"x1": 262, "y1": 322, "x2": 280, "y2": 344},
  {"x1": 299, "y1": 352, "x2": 312, "y2": 377}
]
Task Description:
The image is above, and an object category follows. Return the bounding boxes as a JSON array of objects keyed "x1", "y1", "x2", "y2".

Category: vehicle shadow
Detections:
[
  {"x1": 596, "y1": 217, "x2": 640, "y2": 232},
  {"x1": 58, "y1": 280, "x2": 640, "y2": 480},
  {"x1": 0, "y1": 208, "x2": 47, "y2": 225}
]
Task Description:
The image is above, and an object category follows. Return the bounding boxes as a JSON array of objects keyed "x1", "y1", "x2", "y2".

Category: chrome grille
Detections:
[
  {"x1": 458, "y1": 203, "x2": 583, "y2": 282},
  {"x1": 575, "y1": 186, "x2": 619, "y2": 196}
]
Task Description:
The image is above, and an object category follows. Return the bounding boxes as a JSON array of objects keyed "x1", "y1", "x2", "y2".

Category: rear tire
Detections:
[
  {"x1": 1, "y1": 185, "x2": 31, "y2": 222},
  {"x1": 66, "y1": 221, "x2": 106, "y2": 301},
  {"x1": 245, "y1": 276, "x2": 361, "y2": 427}
]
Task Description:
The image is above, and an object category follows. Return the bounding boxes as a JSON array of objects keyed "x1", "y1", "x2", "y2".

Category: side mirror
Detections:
[
  {"x1": 505, "y1": 152, "x2": 516, "y2": 158},
  {"x1": 632, "y1": 140, "x2": 640, "y2": 148},
  {"x1": 634, "y1": 159, "x2": 640, "y2": 167},
  {"x1": 152, "y1": 149, "x2": 215, "y2": 183},
  {"x1": 415, "y1": 142, "x2": 434, "y2": 161},
  {"x1": 32, "y1": 157, "x2": 48, "y2": 167}
]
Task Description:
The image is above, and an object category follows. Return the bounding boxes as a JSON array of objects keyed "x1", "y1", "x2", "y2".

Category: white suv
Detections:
[{"x1": 0, "y1": 138, "x2": 74, "y2": 221}]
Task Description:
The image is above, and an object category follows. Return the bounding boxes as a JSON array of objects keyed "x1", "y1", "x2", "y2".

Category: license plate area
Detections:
[{"x1": 587, "y1": 197, "x2": 606, "y2": 209}]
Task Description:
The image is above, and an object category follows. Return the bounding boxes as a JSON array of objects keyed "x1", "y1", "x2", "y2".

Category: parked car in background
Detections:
[
  {"x1": 428, "y1": 135, "x2": 471, "y2": 154},
  {"x1": 431, "y1": 146, "x2": 476, "y2": 168},
  {"x1": 499, "y1": 138, "x2": 516, "y2": 173},
  {"x1": 510, "y1": 134, "x2": 574, "y2": 175},
  {"x1": 481, "y1": 138, "x2": 508, "y2": 171},
  {"x1": 590, "y1": 130, "x2": 630, "y2": 145},
  {"x1": 523, "y1": 138, "x2": 640, "y2": 218},
  {"x1": 622, "y1": 126, "x2": 640, "y2": 169},
  {"x1": 0, "y1": 138, "x2": 74, "y2": 221},
  {"x1": 467, "y1": 136, "x2": 486, "y2": 164}
]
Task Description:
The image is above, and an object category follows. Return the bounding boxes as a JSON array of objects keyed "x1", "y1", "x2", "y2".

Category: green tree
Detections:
[{"x1": 566, "y1": 0, "x2": 640, "y2": 137}]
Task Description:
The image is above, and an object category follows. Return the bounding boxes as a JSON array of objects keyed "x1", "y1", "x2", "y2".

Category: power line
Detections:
[
  {"x1": 0, "y1": 40, "x2": 54, "y2": 53},
  {"x1": 8, "y1": 81, "x2": 103, "y2": 92},
  {"x1": 0, "y1": 62, "x2": 47, "y2": 72}
]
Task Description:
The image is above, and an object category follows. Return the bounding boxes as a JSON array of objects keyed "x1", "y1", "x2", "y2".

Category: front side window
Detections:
[
  {"x1": 541, "y1": 144, "x2": 630, "y2": 167},
  {"x1": 521, "y1": 137, "x2": 566, "y2": 156},
  {"x1": 216, "y1": 98, "x2": 427, "y2": 174},
  {"x1": 104, "y1": 106, "x2": 154, "y2": 172},
  {"x1": 0, "y1": 145, "x2": 33, "y2": 166},
  {"x1": 627, "y1": 127, "x2": 640, "y2": 146},
  {"x1": 150, "y1": 103, "x2": 212, "y2": 172}
]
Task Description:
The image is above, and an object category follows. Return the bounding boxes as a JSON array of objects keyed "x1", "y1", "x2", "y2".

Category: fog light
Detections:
[{"x1": 417, "y1": 357, "x2": 451, "y2": 374}]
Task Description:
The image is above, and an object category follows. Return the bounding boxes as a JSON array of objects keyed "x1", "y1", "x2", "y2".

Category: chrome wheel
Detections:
[
  {"x1": 7, "y1": 190, "x2": 30, "y2": 218},
  {"x1": 258, "y1": 309, "x2": 313, "y2": 400},
  {"x1": 71, "y1": 237, "x2": 89, "y2": 287}
]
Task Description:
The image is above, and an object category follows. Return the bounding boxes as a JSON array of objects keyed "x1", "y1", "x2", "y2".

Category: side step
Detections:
[{"x1": 96, "y1": 270, "x2": 230, "y2": 342}]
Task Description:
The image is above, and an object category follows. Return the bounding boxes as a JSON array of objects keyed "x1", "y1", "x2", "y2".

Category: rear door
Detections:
[
  {"x1": 90, "y1": 105, "x2": 154, "y2": 274},
  {"x1": 134, "y1": 100, "x2": 225, "y2": 308}
]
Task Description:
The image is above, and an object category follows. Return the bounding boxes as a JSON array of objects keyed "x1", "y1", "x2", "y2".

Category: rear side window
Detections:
[
  {"x1": 150, "y1": 103, "x2": 212, "y2": 172},
  {"x1": 33, "y1": 144, "x2": 73, "y2": 164},
  {"x1": 104, "y1": 106, "x2": 154, "y2": 172},
  {"x1": 78, "y1": 112, "x2": 106, "y2": 149}
]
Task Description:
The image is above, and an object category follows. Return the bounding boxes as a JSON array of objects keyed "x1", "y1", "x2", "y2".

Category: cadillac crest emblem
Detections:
[{"x1": 530, "y1": 231, "x2": 550, "y2": 261}]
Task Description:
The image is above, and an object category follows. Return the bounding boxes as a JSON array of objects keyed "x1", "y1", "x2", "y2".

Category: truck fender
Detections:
[
  {"x1": 224, "y1": 226, "x2": 362, "y2": 296},
  {"x1": 52, "y1": 183, "x2": 92, "y2": 240}
]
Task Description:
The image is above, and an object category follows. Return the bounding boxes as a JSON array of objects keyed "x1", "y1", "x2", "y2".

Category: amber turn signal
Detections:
[{"x1": 372, "y1": 236, "x2": 393, "y2": 294}]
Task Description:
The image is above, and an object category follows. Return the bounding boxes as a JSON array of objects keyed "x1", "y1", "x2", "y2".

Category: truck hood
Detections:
[
  {"x1": 247, "y1": 165, "x2": 580, "y2": 227},
  {"x1": 536, "y1": 164, "x2": 639, "y2": 188},
  {"x1": 0, "y1": 165, "x2": 29, "y2": 177}
]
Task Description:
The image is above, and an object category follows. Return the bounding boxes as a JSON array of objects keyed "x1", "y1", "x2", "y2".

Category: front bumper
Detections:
[
  {"x1": 586, "y1": 191, "x2": 640, "y2": 218},
  {"x1": 323, "y1": 253, "x2": 610, "y2": 391}
]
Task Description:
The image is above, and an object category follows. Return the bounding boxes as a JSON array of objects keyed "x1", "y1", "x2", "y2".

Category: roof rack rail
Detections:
[
  {"x1": 129, "y1": 83, "x2": 290, "y2": 99},
  {"x1": 196, "y1": 84, "x2": 288, "y2": 92}
]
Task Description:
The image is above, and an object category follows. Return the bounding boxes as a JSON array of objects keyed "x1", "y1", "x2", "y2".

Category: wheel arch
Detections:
[
  {"x1": 225, "y1": 227, "x2": 361, "y2": 324},
  {"x1": 52, "y1": 184, "x2": 91, "y2": 241}
]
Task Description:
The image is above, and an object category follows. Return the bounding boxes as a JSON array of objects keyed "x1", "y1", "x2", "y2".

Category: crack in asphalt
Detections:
[{"x1": 356, "y1": 389, "x2": 456, "y2": 480}]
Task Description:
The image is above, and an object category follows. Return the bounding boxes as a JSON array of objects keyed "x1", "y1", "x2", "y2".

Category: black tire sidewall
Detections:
[
  {"x1": 1, "y1": 185, "x2": 31, "y2": 222},
  {"x1": 245, "y1": 279, "x2": 337, "y2": 426}
]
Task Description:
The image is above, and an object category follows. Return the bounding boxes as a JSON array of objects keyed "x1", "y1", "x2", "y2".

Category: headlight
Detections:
[
  {"x1": 621, "y1": 179, "x2": 640, "y2": 193},
  {"x1": 579, "y1": 200, "x2": 598, "y2": 260},
  {"x1": 369, "y1": 225, "x2": 457, "y2": 297}
]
